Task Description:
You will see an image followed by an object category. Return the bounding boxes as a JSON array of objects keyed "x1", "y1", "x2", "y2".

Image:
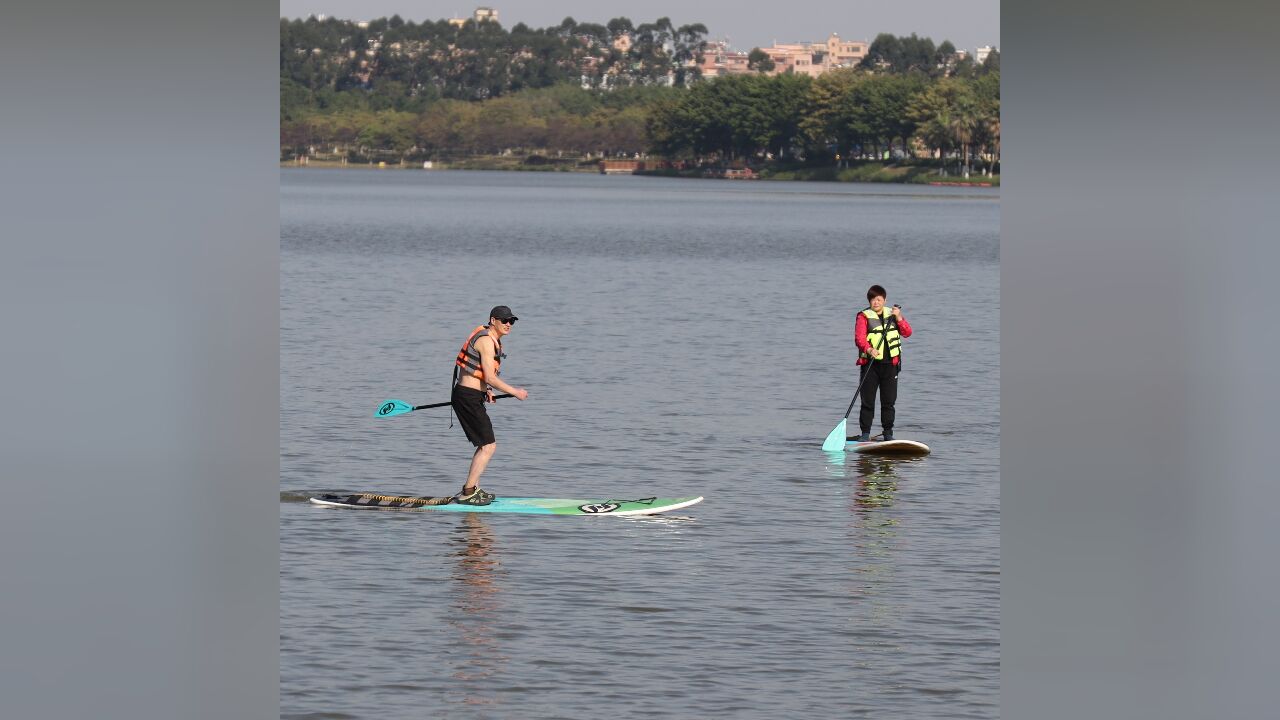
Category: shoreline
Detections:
[{"x1": 281, "y1": 158, "x2": 1000, "y2": 186}]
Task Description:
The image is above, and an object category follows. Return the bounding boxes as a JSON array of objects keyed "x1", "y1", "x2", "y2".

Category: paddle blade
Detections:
[
  {"x1": 821, "y1": 419, "x2": 848, "y2": 452},
  {"x1": 374, "y1": 399, "x2": 415, "y2": 418}
]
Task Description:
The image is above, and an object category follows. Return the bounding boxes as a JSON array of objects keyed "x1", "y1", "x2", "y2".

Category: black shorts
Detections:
[{"x1": 451, "y1": 385, "x2": 495, "y2": 447}]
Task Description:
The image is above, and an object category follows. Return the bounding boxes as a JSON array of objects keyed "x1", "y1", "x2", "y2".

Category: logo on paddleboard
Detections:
[
  {"x1": 579, "y1": 503, "x2": 621, "y2": 514},
  {"x1": 378, "y1": 402, "x2": 396, "y2": 416}
]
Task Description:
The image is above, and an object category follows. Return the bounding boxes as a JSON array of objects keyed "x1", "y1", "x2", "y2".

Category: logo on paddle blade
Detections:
[
  {"x1": 579, "y1": 503, "x2": 621, "y2": 514},
  {"x1": 378, "y1": 402, "x2": 397, "y2": 416}
]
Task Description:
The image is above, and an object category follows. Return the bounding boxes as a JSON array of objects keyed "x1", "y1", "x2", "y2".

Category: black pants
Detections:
[{"x1": 858, "y1": 361, "x2": 899, "y2": 435}]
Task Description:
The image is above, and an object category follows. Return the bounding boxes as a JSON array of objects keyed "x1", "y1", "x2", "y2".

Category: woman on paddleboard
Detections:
[
  {"x1": 853, "y1": 285, "x2": 912, "y2": 442},
  {"x1": 450, "y1": 305, "x2": 529, "y2": 505}
]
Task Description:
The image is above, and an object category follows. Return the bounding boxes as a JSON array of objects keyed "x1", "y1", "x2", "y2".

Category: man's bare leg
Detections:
[{"x1": 460, "y1": 442, "x2": 496, "y2": 496}]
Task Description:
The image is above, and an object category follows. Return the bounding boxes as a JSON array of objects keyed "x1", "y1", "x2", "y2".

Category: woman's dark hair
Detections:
[{"x1": 866, "y1": 285, "x2": 887, "y2": 302}]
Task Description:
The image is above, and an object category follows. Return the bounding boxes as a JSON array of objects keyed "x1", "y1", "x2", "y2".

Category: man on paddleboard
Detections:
[
  {"x1": 853, "y1": 285, "x2": 912, "y2": 442},
  {"x1": 450, "y1": 305, "x2": 529, "y2": 505}
]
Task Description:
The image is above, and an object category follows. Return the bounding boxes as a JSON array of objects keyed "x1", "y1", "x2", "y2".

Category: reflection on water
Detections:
[
  {"x1": 623, "y1": 514, "x2": 700, "y2": 527},
  {"x1": 823, "y1": 449, "x2": 850, "y2": 477},
  {"x1": 446, "y1": 514, "x2": 507, "y2": 709},
  {"x1": 853, "y1": 455, "x2": 903, "y2": 510},
  {"x1": 845, "y1": 455, "x2": 923, "y2": 612}
]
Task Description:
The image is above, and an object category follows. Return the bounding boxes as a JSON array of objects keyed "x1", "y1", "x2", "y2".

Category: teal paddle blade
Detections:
[
  {"x1": 821, "y1": 419, "x2": 848, "y2": 452},
  {"x1": 374, "y1": 399, "x2": 414, "y2": 418}
]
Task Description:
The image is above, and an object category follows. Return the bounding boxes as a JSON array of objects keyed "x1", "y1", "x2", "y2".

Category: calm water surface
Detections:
[{"x1": 281, "y1": 169, "x2": 999, "y2": 719}]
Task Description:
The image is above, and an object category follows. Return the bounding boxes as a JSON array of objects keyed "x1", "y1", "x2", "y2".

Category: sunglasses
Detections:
[{"x1": 494, "y1": 318, "x2": 516, "y2": 325}]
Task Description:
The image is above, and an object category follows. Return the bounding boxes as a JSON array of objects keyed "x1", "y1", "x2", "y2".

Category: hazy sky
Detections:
[{"x1": 279, "y1": 1, "x2": 1000, "y2": 55}]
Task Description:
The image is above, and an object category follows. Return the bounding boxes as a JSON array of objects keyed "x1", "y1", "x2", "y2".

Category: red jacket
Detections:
[{"x1": 855, "y1": 312, "x2": 912, "y2": 366}]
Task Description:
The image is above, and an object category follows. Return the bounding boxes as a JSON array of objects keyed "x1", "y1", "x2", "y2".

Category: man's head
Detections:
[
  {"x1": 489, "y1": 305, "x2": 518, "y2": 334},
  {"x1": 866, "y1": 285, "x2": 887, "y2": 312}
]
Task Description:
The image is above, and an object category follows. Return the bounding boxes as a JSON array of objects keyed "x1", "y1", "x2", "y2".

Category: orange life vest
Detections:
[{"x1": 454, "y1": 325, "x2": 504, "y2": 382}]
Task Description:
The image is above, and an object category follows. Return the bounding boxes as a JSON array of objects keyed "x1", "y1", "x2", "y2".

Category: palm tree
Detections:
[
  {"x1": 983, "y1": 103, "x2": 1000, "y2": 174},
  {"x1": 907, "y1": 83, "x2": 955, "y2": 174},
  {"x1": 947, "y1": 97, "x2": 979, "y2": 176},
  {"x1": 919, "y1": 116, "x2": 953, "y2": 173}
]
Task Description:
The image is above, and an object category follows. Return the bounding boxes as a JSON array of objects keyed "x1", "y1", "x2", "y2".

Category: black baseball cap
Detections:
[{"x1": 489, "y1": 305, "x2": 518, "y2": 321}]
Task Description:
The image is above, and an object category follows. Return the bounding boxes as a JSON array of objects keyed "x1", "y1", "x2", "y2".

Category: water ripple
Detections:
[{"x1": 282, "y1": 169, "x2": 999, "y2": 719}]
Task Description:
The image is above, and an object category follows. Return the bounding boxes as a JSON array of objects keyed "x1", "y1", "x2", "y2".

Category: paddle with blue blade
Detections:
[
  {"x1": 822, "y1": 355, "x2": 878, "y2": 451},
  {"x1": 375, "y1": 395, "x2": 514, "y2": 418}
]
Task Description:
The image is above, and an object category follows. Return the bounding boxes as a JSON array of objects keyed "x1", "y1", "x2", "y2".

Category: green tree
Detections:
[
  {"x1": 607, "y1": 17, "x2": 635, "y2": 38},
  {"x1": 907, "y1": 81, "x2": 954, "y2": 172},
  {"x1": 368, "y1": 79, "x2": 407, "y2": 111},
  {"x1": 646, "y1": 81, "x2": 734, "y2": 158},
  {"x1": 948, "y1": 93, "x2": 980, "y2": 175},
  {"x1": 907, "y1": 78, "x2": 978, "y2": 173},
  {"x1": 281, "y1": 77, "x2": 314, "y2": 121},
  {"x1": 871, "y1": 74, "x2": 926, "y2": 159},
  {"x1": 800, "y1": 68, "x2": 861, "y2": 163},
  {"x1": 983, "y1": 111, "x2": 1000, "y2": 171},
  {"x1": 752, "y1": 73, "x2": 813, "y2": 159},
  {"x1": 747, "y1": 48, "x2": 775, "y2": 73},
  {"x1": 355, "y1": 111, "x2": 417, "y2": 157},
  {"x1": 671, "y1": 23, "x2": 710, "y2": 86},
  {"x1": 860, "y1": 33, "x2": 941, "y2": 74},
  {"x1": 970, "y1": 72, "x2": 1000, "y2": 172},
  {"x1": 859, "y1": 33, "x2": 902, "y2": 71},
  {"x1": 900, "y1": 34, "x2": 937, "y2": 73},
  {"x1": 950, "y1": 56, "x2": 979, "y2": 79},
  {"x1": 576, "y1": 23, "x2": 610, "y2": 44}
]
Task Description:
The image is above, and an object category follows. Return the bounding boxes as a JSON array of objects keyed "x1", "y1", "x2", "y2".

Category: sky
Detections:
[{"x1": 278, "y1": 1, "x2": 1000, "y2": 56}]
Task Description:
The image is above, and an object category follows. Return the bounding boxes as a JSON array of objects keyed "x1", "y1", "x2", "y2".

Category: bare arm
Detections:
[{"x1": 477, "y1": 337, "x2": 528, "y2": 400}]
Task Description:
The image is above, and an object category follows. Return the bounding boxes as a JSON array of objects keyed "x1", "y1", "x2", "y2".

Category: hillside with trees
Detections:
[
  {"x1": 281, "y1": 17, "x2": 999, "y2": 180},
  {"x1": 281, "y1": 14, "x2": 708, "y2": 117}
]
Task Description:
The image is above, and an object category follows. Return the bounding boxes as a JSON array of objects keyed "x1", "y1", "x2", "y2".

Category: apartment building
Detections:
[
  {"x1": 695, "y1": 33, "x2": 869, "y2": 79},
  {"x1": 766, "y1": 34, "x2": 868, "y2": 77},
  {"x1": 696, "y1": 41, "x2": 754, "y2": 78}
]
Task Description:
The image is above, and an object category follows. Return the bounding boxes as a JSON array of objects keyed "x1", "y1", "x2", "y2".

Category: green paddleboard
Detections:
[{"x1": 309, "y1": 493, "x2": 703, "y2": 516}]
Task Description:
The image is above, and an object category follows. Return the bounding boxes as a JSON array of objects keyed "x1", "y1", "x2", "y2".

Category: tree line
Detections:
[
  {"x1": 282, "y1": 84, "x2": 676, "y2": 160},
  {"x1": 281, "y1": 13, "x2": 708, "y2": 120},
  {"x1": 647, "y1": 69, "x2": 1000, "y2": 174},
  {"x1": 280, "y1": 18, "x2": 1000, "y2": 174},
  {"x1": 859, "y1": 32, "x2": 1000, "y2": 76}
]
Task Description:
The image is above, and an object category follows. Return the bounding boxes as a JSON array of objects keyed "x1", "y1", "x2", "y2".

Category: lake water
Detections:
[{"x1": 280, "y1": 168, "x2": 999, "y2": 719}]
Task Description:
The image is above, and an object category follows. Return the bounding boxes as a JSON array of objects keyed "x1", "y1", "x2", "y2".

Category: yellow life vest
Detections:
[{"x1": 859, "y1": 308, "x2": 901, "y2": 360}]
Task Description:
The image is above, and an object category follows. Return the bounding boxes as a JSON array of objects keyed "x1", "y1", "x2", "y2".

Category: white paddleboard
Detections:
[{"x1": 846, "y1": 438, "x2": 931, "y2": 456}]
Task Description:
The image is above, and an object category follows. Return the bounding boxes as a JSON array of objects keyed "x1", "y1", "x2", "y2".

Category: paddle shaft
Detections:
[
  {"x1": 841, "y1": 356, "x2": 876, "y2": 419},
  {"x1": 415, "y1": 393, "x2": 513, "y2": 411}
]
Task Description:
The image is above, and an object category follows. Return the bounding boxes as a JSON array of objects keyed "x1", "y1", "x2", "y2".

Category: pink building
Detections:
[
  {"x1": 765, "y1": 34, "x2": 868, "y2": 77},
  {"x1": 693, "y1": 34, "x2": 868, "y2": 79},
  {"x1": 696, "y1": 41, "x2": 754, "y2": 78}
]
